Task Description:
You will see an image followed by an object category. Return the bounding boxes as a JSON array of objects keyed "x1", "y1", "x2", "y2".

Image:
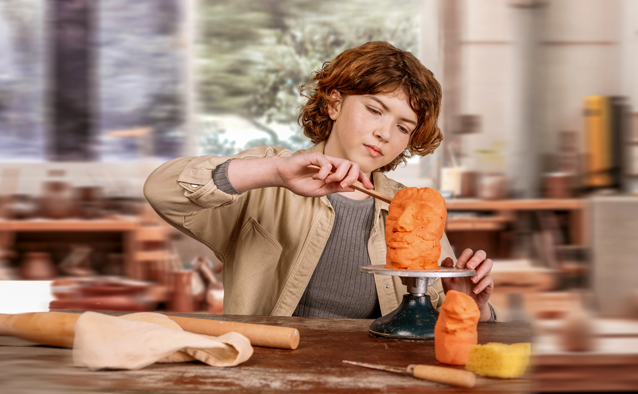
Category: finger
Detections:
[
  {"x1": 470, "y1": 258, "x2": 493, "y2": 284},
  {"x1": 454, "y1": 248, "x2": 474, "y2": 269},
  {"x1": 323, "y1": 182, "x2": 349, "y2": 194},
  {"x1": 327, "y1": 161, "x2": 351, "y2": 184},
  {"x1": 473, "y1": 275, "x2": 494, "y2": 295},
  {"x1": 339, "y1": 163, "x2": 360, "y2": 190},
  {"x1": 440, "y1": 257, "x2": 455, "y2": 267},
  {"x1": 466, "y1": 249, "x2": 487, "y2": 270},
  {"x1": 327, "y1": 182, "x2": 355, "y2": 193},
  {"x1": 358, "y1": 171, "x2": 374, "y2": 189},
  {"x1": 311, "y1": 155, "x2": 333, "y2": 181}
]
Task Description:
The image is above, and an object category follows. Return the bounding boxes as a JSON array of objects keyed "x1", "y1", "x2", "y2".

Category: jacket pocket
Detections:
[{"x1": 228, "y1": 217, "x2": 283, "y2": 313}]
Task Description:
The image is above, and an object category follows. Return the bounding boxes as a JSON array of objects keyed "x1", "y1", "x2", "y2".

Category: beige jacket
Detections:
[{"x1": 144, "y1": 143, "x2": 485, "y2": 318}]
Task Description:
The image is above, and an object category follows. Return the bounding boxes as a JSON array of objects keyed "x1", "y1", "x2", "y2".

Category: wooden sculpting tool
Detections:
[
  {"x1": 307, "y1": 164, "x2": 392, "y2": 203},
  {"x1": 342, "y1": 360, "x2": 476, "y2": 388}
]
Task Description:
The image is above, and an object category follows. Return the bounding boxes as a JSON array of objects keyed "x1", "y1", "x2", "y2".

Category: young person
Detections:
[{"x1": 144, "y1": 41, "x2": 498, "y2": 322}]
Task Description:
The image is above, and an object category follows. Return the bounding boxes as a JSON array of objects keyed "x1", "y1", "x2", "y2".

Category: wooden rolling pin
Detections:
[
  {"x1": 0, "y1": 312, "x2": 300, "y2": 350},
  {"x1": 168, "y1": 316, "x2": 299, "y2": 349},
  {"x1": 0, "y1": 312, "x2": 78, "y2": 348}
]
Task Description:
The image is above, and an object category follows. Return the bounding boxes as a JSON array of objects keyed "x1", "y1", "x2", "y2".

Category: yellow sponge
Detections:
[{"x1": 465, "y1": 342, "x2": 530, "y2": 378}]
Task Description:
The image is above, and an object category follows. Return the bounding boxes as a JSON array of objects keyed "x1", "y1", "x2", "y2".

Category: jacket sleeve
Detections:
[{"x1": 143, "y1": 146, "x2": 291, "y2": 262}]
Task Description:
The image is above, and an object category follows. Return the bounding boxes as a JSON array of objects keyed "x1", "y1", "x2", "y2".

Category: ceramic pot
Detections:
[
  {"x1": 206, "y1": 283, "x2": 224, "y2": 314},
  {"x1": 478, "y1": 173, "x2": 508, "y2": 200},
  {"x1": 104, "y1": 197, "x2": 143, "y2": 216},
  {"x1": 76, "y1": 186, "x2": 104, "y2": 219},
  {"x1": 2, "y1": 194, "x2": 38, "y2": 220},
  {"x1": 543, "y1": 172, "x2": 574, "y2": 199},
  {"x1": 21, "y1": 252, "x2": 57, "y2": 280},
  {"x1": 171, "y1": 270, "x2": 194, "y2": 313},
  {"x1": 41, "y1": 181, "x2": 75, "y2": 219},
  {"x1": 460, "y1": 171, "x2": 479, "y2": 198}
]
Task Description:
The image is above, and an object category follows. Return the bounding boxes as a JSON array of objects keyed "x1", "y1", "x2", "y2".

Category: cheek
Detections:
[
  {"x1": 350, "y1": 113, "x2": 371, "y2": 134},
  {"x1": 390, "y1": 135, "x2": 410, "y2": 154}
]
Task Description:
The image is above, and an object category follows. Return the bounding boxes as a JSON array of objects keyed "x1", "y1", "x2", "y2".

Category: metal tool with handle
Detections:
[
  {"x1": 343, "y1": 360, "x2": 476, "y2": 388},
  {"x1": 306, "y1": 164, "x2": 393, "y2": 203}
]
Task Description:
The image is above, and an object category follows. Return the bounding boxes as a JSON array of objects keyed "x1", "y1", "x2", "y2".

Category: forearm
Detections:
[
  {"x1": 226, "y1": 156, "x2": 283, "y2": 192},
  {"x1": 479, "y1": 303, "x2": 492, "y2": 322}
]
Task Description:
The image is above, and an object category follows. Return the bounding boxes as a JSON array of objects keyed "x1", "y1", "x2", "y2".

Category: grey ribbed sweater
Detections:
[{"x1": 213, "y1": 160, "x2": 380, "y2": 319}]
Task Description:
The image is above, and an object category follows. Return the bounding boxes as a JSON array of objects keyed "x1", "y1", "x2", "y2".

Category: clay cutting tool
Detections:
[{"x1": 343, "y1": 360, "x2": 476, "y2": 388}]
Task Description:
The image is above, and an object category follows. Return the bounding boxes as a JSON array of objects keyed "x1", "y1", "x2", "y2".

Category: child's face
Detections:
[{"x1": 324, "y1": 90, "x2": 417, "y2": 175}]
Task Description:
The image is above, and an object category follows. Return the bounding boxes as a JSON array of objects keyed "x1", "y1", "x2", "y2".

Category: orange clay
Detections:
[
  {"x1": 385, "y1": 187, "x2": 447, "y2": 270},
  {"x1": 434, "y1": 290, "x2": 480, "y2": 365}
]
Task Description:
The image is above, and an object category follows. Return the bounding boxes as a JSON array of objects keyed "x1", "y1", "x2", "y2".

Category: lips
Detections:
[{"x1": 364, "y1": 144, "x2": 383, "y2": 157}]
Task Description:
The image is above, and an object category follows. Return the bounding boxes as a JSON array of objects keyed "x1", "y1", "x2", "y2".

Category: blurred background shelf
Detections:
[
  {"x1": 0, "y1": 217, "x2": 139, "y2": 232},
  {"x1": 444, "y1": 198, "x2": 588, "y2": 262},
  {"x1": 446, "y1": 198, "x2": 585, "y2": 211},
  {"x1": 0, "y1": 216, "x2": 166, "y2": 281}
]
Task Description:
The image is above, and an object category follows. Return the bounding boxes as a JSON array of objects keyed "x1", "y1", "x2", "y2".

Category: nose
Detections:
[
  {"x1": 394, "y1": 204, "x2": 418, "y2": 232},
  {"x1": 373, "y1": 118, "x2": 392, "y2": 143}
]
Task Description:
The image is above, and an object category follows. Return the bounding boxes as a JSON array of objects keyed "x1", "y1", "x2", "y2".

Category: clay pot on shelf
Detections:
[
  {"x1": 460, "y1": 171, "x2": 479, "y2": 198},
  {"x1": 20, "y1": 252, "x2": 57, "y2": 280},
  {"x1": 205, "y1": 282, "x2": 224, "y2": 314},
  {"x1": 478, "y1": 173, "x2": 508, "y2": 200},
  {"x1": 76, "y1": 186, "x2": 105, "y2": 219},
  {"x1": 41, "y1": 181, "x2": 76, "y2": 219},
  {"x1": 1, "y1": 194, "x2": 38, "y2": 220},
  {"x1": 103, "y1": 196, "x2": 143, "y2": 217},
  {"x1": 171, "y1": 270, "x2": 194, "y2": 313},
  {"x1": 543, "y1": 172, "x2": 574, "y2": 199}
]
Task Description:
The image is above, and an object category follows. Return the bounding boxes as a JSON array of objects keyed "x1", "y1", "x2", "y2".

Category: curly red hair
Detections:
[{"x1": 298, "y1": 41, "x2": 443, "y2": 172}]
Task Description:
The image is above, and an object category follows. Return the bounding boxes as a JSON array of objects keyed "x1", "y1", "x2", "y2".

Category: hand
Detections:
[
  {"x1": 275, "y1": 152, "x2": 374, "y2": 197},
  {"x1": 441, "y1": 249, "x2": 494, "y2": 322}
]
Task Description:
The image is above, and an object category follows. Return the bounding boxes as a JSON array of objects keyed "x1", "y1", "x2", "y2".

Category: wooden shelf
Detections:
[
  {"x1": 0, "y1": 217, "x2": 140, "y2": 232},
  {"x1": 446, "y1": 217, "x2": 511, "y2": 231},
  {"x1": 0, "y1": 217, "x2": 172, "y2": 281},
  {"x1": 445, "y1": 198, "x2": 585, "y2": 211},
  {"x1": 444, "y1": 198, "x2": 589, "y2": 250}
]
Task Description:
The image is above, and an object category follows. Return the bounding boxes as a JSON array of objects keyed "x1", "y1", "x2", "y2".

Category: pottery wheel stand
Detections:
[{"x1": 360, "y1": 266, "x2": 475, "y2": 341}]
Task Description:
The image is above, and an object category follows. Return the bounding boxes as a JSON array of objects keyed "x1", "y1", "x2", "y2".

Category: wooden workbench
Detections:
[{"x1": 0, "y1": 313, "x2": 531, "y2": 393}]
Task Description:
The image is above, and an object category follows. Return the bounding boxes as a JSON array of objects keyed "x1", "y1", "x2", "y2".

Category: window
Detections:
[
  {"x1": 195, "y1": 0, "x2": 423, "y2": 156},
  {"x1": 0, "y1": 0, "x2": 46, "y2": 161}
]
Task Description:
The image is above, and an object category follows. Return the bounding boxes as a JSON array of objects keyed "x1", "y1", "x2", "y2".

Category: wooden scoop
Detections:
[{"x1": 307, "y1": 165, "x2": 392, "y2": 204}]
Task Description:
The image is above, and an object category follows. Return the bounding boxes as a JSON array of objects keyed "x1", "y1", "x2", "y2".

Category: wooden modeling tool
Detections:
[
  {"x1": 343, "y1": 360, "x2": 476, "y2": 388},
  {"x1": 307, "y1": 164, "x2": 392, "y2": 203}
]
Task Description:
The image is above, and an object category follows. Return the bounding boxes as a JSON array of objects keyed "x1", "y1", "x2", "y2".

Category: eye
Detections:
[
  {"x1": 398, "y1": 125, "x2": 410, "y2": 134},
  {"x1": 366, "y1": 106, "x2": 381, "y2": 115}
]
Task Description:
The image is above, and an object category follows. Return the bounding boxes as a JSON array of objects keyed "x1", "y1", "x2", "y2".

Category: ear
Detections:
[{"x1": 327, "y1": 90, "x2": 343, "y2": 121}]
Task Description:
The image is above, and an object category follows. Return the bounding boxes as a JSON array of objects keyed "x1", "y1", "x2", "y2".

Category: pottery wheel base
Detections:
[
  {"x1": 361, "y1": 266, "x2": 475, "y2": 342},
  {"x1": 369, "y1": 294, "x2": 438, "y2": 341}
]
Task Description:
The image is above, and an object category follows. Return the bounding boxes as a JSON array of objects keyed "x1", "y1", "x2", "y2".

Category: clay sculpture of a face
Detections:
[
  {"x1": 385, "y1": 187, "x2": 447, "y2": 270},
  {"x1": 434, "y1": 290, "x2": 480, "y2": 365}
]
